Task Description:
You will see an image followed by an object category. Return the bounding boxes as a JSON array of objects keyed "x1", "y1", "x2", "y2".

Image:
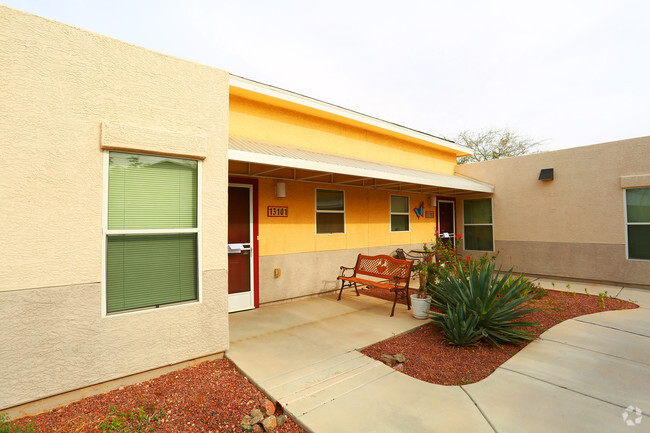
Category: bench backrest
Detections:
[{"x1": 354, "y1": 254, "x2": 412, "y2": 283}]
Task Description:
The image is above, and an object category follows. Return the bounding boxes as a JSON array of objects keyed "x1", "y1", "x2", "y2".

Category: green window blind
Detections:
[
  {"x1": 107, "y1": 234, "x2": 197, "y2": 313},
  {"x1": 107, "y1": 152, "x2": 198, "y2": 313},
  {"x1": 108, "y1": 153, "x2": 197, "y2": 230}
]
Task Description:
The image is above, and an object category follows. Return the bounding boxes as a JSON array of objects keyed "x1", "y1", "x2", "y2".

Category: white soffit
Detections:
[{"x1": 228, "y1": 136, "x2": 493, "y2": 194}]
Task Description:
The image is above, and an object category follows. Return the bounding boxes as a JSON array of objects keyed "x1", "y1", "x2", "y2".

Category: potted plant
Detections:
[{"x1": 411, "y1": 234, "x2": 462, "y2": 319}]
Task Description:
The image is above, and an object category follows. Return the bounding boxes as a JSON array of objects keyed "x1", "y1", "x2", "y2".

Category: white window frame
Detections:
[
  {"x1": 101, "y1": 151, "x2": 202, "y2": 317},
  {"x1": 624, "y1": 187, "x2": 650, "y2": 261},
  {"x1": 462, "y1": 197, "x2": 495, "y2": 252},
  {"x1": 315, "y1": 188, "x2": 346, "y2": 235},
  {"x1": 390, "y1": 195, "x2": 410, "y2": 232}
]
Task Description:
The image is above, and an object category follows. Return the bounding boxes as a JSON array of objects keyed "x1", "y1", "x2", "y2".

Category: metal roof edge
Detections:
[{"x1": 229, "y1": 75, "x2": 473, "y2": 156}]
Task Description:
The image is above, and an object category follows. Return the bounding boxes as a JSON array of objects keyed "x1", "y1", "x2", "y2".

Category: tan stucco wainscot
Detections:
[
  {"x1": 0, "y1": 5, "x2": 229, "y2": 413},
  {"x1": 455, "y1": 137, "x2": 650, "y2": 288}
]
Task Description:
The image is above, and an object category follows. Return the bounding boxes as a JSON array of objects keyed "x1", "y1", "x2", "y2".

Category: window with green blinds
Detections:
[{"x1": 106, "y1": 152, "x2": 198, "y2": 313}]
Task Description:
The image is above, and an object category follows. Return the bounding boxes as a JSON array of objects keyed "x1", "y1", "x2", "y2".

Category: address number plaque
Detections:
[{"x1": 267, "y1": 206, "x2": 289, "y2": 217}]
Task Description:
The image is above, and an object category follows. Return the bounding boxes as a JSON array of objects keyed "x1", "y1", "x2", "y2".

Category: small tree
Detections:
[{"x1": 455, "y1": 128, "x2": 543, "y2": 164}]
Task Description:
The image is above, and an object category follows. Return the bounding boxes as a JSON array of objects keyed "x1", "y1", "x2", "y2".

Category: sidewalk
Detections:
[{"x1": 227, "y1": 281, "x2": 650, "y2": 432}]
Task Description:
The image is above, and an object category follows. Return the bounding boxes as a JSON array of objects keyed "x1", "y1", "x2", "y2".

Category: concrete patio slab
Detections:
[
  {"x1": 575, "y1": 308, "x2": 650, "y2": 338},
  {"x1": 227, "y1": 293, "x2": 423, "y2": 382},
  {"x1": 499, "y1": 338, "x2": 650, "y2": 409},
  {"x1": 228, "y1": 289, "x2": 649, "y2": 433},
  {"x1": 464, "y1": 368, "x2": 649, "y2": 433},
  {"x1": 297, "y1": 370, "x2": 494, "y2": 433},
  {"x1": 619, "y1": 287, "x2": 650, "y2": 308},
  {"x1": 540, "y1": 318, "x2": 650, "y2": 365},
  {"x1": 277, "y1": 360, "x2": 393, "y2": 417}
]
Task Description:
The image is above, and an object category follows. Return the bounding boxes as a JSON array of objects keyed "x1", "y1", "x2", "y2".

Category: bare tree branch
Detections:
[{"x1": 455, "y1": 128, "x2": 544, "y2": 164}]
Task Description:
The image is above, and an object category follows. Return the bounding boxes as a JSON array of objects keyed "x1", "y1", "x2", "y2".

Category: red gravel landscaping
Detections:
[
  {"x1": 360, "y1": 287, "x2": 638, "y2": 385},
  {"x1": 10, "y1": 358, "x2": 306, "y2": 433}
]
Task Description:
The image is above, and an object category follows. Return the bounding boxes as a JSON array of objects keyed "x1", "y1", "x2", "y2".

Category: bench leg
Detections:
[
  {"x1": 337, "y1": 280, "x2": 360, "y2": 300},
  {"x1": 390, "y1": 291, "x2": 398, "y2": 317},
  {"x1": 337, "y1": 279, "x2": 345, "y2": 300}
]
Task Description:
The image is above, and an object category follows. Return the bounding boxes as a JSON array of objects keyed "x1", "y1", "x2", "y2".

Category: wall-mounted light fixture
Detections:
[
  {"x1": 538, "y1": 168, "x2": 554, "y2": 181},
  {"x1": 275, "y1": 182, "x2": 286, "y2": 198},
  {"x1": 429, "y1": 196, "x2": 437, "y2": 207}
]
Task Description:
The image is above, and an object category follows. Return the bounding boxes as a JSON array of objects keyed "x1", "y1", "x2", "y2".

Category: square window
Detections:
[{"x1": 105, "y1": 152, "x2": 199, "y2": 313}]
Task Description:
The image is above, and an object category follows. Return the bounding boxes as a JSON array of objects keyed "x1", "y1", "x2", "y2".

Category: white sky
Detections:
[{"x1": 4, "y1": 0, "x2": 649, "y2": 151}]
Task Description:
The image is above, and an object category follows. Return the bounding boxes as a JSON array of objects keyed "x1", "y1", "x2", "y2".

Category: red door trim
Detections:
[{"x1": 228, "y1": 177, "x2": 260, "y2": 308}]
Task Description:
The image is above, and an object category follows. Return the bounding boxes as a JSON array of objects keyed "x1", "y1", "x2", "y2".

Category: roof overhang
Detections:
[
  {"x1": 228, "y1": 136, "x2": 493, "y2": 196},
  {"x1": 230, "y1": 75, "x2": 473, "y2": 158}
]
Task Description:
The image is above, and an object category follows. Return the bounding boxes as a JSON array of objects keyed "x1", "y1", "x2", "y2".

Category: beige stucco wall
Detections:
[
  {"x1": 0, "y1": 6, "x2": 229, "y2": 410},
  {"x1": 455, "y1": 137, "x2": 650, "y2": 287}
]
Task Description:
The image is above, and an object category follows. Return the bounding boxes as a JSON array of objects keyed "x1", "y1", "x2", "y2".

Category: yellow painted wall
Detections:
[
  {"x1": 230, "y1": 95, "x2": 458, "y2": 174},
  {"x1": 257, "y1": 178, "x2": 440, "y2": 256}
]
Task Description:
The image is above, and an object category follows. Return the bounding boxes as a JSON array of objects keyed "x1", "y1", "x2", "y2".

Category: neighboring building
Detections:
[
  {"x1": 1, "y1": 5, "x2": 648, "y2": 417},
  {"x1": 455, "y1": 138, "x2": 650, "y2": 288}
]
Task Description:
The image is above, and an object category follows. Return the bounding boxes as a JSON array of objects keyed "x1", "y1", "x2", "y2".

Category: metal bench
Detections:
[{"x1": 337, "y1": 254, "x2": 413, "y2": 316}]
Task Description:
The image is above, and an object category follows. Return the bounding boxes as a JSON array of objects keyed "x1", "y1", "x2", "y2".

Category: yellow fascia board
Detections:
[{"x1": 229, "y1": 75, "x2": 472, "y2": 158}]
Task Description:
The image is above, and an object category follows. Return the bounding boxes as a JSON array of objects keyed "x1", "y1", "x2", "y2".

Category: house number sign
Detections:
[{"x1": 267, "y1": 206, "x2": 289, "y2": 217}]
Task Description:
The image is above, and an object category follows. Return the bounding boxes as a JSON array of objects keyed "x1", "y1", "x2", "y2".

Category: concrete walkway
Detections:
[{"x1": 227, "y1": 281, "x2": 650, "y2": 432}]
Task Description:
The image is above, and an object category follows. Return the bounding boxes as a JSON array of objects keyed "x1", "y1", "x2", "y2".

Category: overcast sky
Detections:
[{"x1": 4, "y1": 0, "x2": 649, "y2": 151}]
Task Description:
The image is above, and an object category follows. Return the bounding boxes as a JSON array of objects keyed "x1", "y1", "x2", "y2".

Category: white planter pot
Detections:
[{"x1": 410, "y1": 294, "x2": 432, "y2": 319}]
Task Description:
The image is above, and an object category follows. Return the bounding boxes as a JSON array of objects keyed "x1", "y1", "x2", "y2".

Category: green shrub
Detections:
[
  {"x1": 99, "y1": 404, "x2": 165, "y2": 433},
  {"x1": 430, "y1": 259, "x2": 540, "y2": 346},
  {"x1": 0, "y1": 413, "x2": 35, "y2": 433},
  {"x1": 499, "y1": 275, "x2": 547, "y2": 300},
  {"x1": 435, "y1": 304, "x2": 483, "y2": 346}
]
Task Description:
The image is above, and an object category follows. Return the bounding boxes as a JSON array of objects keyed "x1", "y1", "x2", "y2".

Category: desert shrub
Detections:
[
  {"x1": 499, "y1": 276, "x2": 547, "y2": 300},
  {"x1": 0, "y1": 413, "x2": 35, "y2": 433},
  {"x1": 430, "y1": 259, "x2": 540, "y2": 346}
]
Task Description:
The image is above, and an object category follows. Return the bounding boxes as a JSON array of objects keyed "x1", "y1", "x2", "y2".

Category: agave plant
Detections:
[{"x1": 429, "y1": 259, "x2": 539, "y2": 346}]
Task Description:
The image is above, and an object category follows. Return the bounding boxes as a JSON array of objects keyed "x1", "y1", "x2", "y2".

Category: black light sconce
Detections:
[{"x1": 538, "y1": 168, "x2": 554, "y2": 181}]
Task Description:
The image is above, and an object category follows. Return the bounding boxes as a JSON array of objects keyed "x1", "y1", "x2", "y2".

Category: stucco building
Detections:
[{"x1": 1, "y1": 5, "x2": 648, "y2": 415}]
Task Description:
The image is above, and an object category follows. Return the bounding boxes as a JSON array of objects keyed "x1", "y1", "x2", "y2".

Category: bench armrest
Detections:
[{"x1": 339, "y1": 266, "x2": 355, "y2": 278}]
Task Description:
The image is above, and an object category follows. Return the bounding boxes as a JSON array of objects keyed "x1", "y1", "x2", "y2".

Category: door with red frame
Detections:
[
  {"x1": 228, "y1": 184, "x2": 254, "y2": 312},
  {"x1": 437, "y1": 200, "x2": 456, "y2": 246}
]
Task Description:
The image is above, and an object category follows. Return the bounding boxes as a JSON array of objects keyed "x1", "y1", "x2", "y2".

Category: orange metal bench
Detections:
[{"x1": 337, "y1": 254, "x2": 413, "y2": 316}]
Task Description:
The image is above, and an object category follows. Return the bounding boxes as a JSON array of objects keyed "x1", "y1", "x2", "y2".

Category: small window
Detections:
[
  {"x1": 626, "y1": 188, "x2": 650, "y2": 260},
  {"x1": 390, "y1": 195, "x2": 410, "y2": 232},
  {"x1": 316, "y1": 189, "x2": 345, "y2": 234},
  {"x1": 463, "y1": 198, "x2": 494, "y2": 251},
  {"x1": 105, "y1": 152, "x2": 199, "y2": 313}
]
